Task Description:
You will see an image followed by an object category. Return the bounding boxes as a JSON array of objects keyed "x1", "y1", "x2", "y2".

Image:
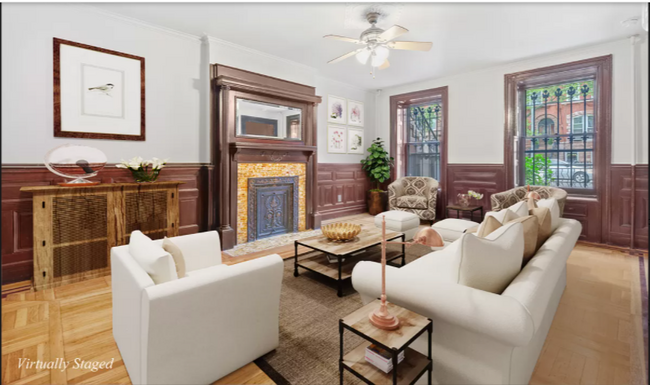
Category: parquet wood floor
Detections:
[{"x1": 2, "y1": 214, "x2": 646, "y2": 385}]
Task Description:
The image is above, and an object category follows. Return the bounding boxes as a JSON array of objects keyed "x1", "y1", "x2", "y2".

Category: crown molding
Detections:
[
  {"x1": 204, "y1": 35, "x2": 317, "y2": 75},
  {"x1": 84, "y1": 5, "x2": 202, "y2": 44}
]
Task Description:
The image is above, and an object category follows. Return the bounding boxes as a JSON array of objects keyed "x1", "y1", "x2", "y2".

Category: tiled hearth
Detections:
[{"x1": 237, "y1": 163, "x2": 306, "y2": 244}]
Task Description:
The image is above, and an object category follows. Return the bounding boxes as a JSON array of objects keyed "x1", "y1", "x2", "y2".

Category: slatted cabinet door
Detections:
[{"x1": 21, "y1": 182, "x2": 182, "y2": 291}]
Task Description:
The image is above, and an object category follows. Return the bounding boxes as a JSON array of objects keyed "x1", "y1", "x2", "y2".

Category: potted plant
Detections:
[{"x1": 360, "y1": 138, "x2": 394, "y2": 215}]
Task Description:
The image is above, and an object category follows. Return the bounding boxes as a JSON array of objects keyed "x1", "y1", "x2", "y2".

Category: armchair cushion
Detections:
[
  {"x1": 396, "y1": 195, "x2": 428, "y2": 209},
  {"x1": 388, "y1": 176, "x2": 439, "y2": 221},
  {"x1": 129, "y1": 231, "x2": 178, "y2": 285},
  {"x1": 163, "y1": 231, "x2": 222, "y2": 272}
]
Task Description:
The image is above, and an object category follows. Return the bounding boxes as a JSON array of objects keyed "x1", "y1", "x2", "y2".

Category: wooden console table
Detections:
[{"x1": 21, "y1": 182, "x2": 183, "y2": 291}]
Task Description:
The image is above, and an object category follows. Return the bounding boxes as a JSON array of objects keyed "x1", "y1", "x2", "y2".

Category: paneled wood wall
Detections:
[
  {"x1": 607, "y1": 164, "x2": 648, "y2": 250},
  {"x1": 316, "y1": 163, "x2": 369, "y2": 222},
  {"x1": 1, "y1": 164, "x2": 211, "y2": 284},
  {"x1": 3, "y1": 162, "x2": 646, "y2": 284},
  {"x1": 446, "y1": 164, "x2": 506, "y2": 217},
  {"x1": 445, "y1": 163, "x2": 648, "y2": 249}
]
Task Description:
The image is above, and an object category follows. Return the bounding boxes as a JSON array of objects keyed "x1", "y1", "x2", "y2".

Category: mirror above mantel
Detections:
[
  {"x1": 236, "y1": 98, "x2": 302, "y2": 141},
  {"x1": 211, "y1": 64, "x2": 322, "y2": 250}
]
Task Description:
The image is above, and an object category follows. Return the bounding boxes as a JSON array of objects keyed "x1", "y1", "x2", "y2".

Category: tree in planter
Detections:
[
  {"x1": 525, "y1": 154, "x2": 555, "y2": 185},
  {"x1": 361, "y1": 138, "x2": 394, "y2": 191}
]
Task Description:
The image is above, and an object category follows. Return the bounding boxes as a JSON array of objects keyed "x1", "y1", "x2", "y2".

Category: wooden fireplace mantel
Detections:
[{"x1": 211, "y1": 64, "x2": 322, "y2": 250}]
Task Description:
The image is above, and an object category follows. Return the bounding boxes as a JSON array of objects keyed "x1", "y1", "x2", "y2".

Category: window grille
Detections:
[
  {"x1": 520, "y1": 80, "x2": 595, "y2": 190},
  {"x1": 405, "y1": 103, "x2": 442, "y2": 180}
]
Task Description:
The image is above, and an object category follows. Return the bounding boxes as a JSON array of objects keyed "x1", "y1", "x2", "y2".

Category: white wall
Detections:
[
  {"x1": 376, "y1": 37, "x2": 649, "y2": 165},
  {"x1": 315, "y1": 76, "x2": 376, "y2": 163},
  {"x1": 1, "y1": 4, "x2": 206, "y2": 164}
]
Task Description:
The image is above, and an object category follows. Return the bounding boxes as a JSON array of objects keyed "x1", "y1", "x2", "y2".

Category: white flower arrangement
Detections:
[
  {"x1": 116, "y1": 157, "x2": 168, "y2": 171},
  {"x1": 116, "y1": 157, "x2": 169, "y2": 182},
  {"x1": 467, "y1": 190, "x2": 484, "y2": 200}
]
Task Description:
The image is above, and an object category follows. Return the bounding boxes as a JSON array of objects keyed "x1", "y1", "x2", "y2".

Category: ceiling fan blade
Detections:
[
  {"x1": 379, "y1": 25, "x2": 409, "y2": 42},
  {"x1": 388, "y1": 41, "x2": 433, "y2": 51},
  {"x1": 327, "y1": 49, "x2": 362, "y2": 64},
  {"x1": 378, "y1": 60, "x2": 390, "y2": 70},
  {"x1": 323, "y1": 35, "x2": 363, "y2": 44}
]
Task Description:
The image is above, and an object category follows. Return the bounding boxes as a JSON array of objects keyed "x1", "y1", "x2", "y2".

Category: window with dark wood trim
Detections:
[
  {"x1": 504, "y1": 56, "x2": 612, "y2": 199},
  {"x1": 390, "y1": 86, "x2": 448, "y2": 215}
]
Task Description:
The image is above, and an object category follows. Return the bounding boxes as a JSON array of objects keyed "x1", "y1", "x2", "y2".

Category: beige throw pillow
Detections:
[
  {"x1": 530, "y1": 207, "x2": 553, "y2": 251},
  {"x1": 536, "y1": 198, "x2": 561, "y2": 231},
  {"x1": 508, "y1": 215, "x2": 539, "y2": 265},
  {"x1": 476, "y1": 216, "x2": 502, "y2": 238},
  {"x1": 163, "y1": 237, "x2": 187, "y2": 278}
]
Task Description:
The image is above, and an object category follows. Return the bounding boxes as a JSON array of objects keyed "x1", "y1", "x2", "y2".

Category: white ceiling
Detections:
[{"x1": 94, "y1": 3, "x2": 645, "y2": 90}]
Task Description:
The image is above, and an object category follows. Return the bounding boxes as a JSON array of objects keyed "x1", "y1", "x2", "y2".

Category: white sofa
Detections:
[
  {"x1": 111, "y1": 231, "x2": 284, "y2": 385},
  {"x1": 352, "y1": 218, "x2": 582, "y2": 385}
]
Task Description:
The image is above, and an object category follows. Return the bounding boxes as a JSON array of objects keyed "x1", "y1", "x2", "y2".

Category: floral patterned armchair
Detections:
[
  {"x1": 490, "y1": 186, "x2": 567, "y2": 215},
  {"x1": 388, "y1": 177, "x2": 439, "y2": 221}
]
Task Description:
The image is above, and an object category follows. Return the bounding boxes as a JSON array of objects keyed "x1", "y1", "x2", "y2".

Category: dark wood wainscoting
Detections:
[
  {"x1": 1, "y1": 164, "x2": 211, "y2": 284},
  {"x1": 316, "y1": 163, "x2": 369, "y2": 224},
  {"x1": 608, "y1": 164, "x2": 648, "y2": 250},
  {"x1": 446, "y1": 164, "x2": 506, "y2": 219}
]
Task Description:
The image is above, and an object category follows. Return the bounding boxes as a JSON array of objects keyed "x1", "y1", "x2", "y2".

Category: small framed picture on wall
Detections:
[
  {"x1": 327, "y1": 125, "x2": 347, "y2": 153},
  {"x1": 347, "y1": 100, "x2": 364, "y2": 127},
  {"x1": 347, "y1": 128, "x2": 364, "y2": 154},
  {"x1": 327, "y1": 95, "x2": 347, "y2": 124},
  {"x1": 53, "y1": 38, "x2": 145, "y2": 141}
]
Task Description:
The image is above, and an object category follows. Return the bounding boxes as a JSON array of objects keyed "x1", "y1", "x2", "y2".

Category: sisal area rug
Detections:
[{"x1": 256, "y1": 243, "x2": 431, "y2": 385}]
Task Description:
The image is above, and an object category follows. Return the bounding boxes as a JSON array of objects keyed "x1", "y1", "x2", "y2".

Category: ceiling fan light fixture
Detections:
[
  {"x1": 371, "y1": 46, "x2": 390, "y2": 67},
  {"x1": 356, "y1": 48, "x2": 371, "y2": 64}
]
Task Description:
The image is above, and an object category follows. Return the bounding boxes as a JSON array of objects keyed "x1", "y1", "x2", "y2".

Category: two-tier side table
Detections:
[{"x1": 339, "y1": 300, "x2": 433, "y2": 385}]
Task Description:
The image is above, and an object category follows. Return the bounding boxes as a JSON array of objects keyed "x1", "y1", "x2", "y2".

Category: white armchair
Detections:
[{"x1": 111, "y1": 231, "x2": 284, "y2": 385}]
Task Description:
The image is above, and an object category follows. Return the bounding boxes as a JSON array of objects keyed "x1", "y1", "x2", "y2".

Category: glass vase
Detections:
[
  {"x1": 130, "y1": 168, "x2": 160, "y2": 183},
  {"x1": 457, "y1": 193, "x2": 470, "y2": 208}
]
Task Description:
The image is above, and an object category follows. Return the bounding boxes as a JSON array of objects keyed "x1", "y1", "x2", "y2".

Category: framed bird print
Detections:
[
  {"x1": 347, "y1": 128, "x2": 364, "y2": 154},
  {"x1": 347, "y1": 100, "x2": 364, "y2": 127},
  {"x1": 327, "y1": 95, "x2": 347, "y2": 125},
  {"x1": 327, "y1": 125, "x2": 347, "y2": 153},
  {"x1": 53, "y1": 38, "x2": 145, "y2": 140}
]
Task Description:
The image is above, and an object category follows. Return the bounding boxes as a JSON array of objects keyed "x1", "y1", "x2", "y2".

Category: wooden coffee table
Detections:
[{"x1": 294, "y1": 227, "x2": 405, "y2": 297}]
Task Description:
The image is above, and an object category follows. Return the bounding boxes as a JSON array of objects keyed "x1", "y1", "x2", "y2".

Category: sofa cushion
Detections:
[
  {"x1": 402, "y1": 242, "x2": 460, "y2": 282},
  {"x1": 396, "y1": 195, "x2": 428, "y2": 209},
  {"x1": 455, "y1": 222, "x2": 524, "y2": 294},
  {"x1": 162, "y1": 237, "x2": 187, "y2": 278},
  {"x1": 536, "y1": 198, "x2": 561, "y2": 231},
  {"x1": 530, "y1": 207, "x2": 553, "y2": 250},
  {"x1": 129, "y1": 231, "x2": 178, "y2": 284}
]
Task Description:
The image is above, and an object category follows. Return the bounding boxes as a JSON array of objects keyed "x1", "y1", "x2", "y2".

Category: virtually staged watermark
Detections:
[{"x1": 18, "y1": 358, "x2": 115, "y2": 372}]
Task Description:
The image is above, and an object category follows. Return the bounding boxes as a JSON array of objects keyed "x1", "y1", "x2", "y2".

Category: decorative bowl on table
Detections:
[{"x1": 321, "y1": 223, "x2": 361, "y2": 241}]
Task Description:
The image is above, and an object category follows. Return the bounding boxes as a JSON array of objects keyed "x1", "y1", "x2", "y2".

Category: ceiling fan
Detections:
[{"x1": 324, "y1": 12, "x2": 432, "y2": 75}]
